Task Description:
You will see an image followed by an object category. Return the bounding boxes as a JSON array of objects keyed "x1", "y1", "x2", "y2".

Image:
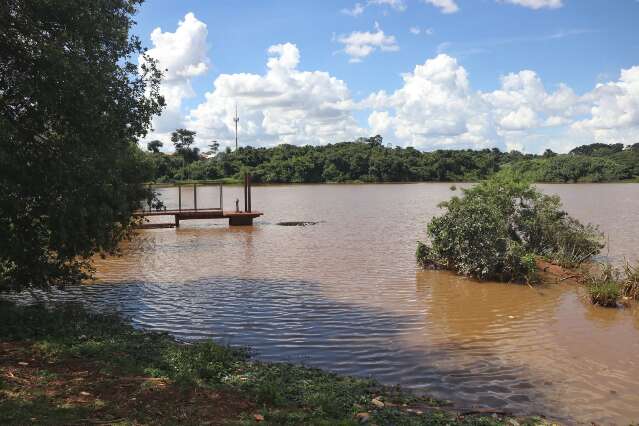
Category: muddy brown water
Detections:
[{"x1": 36, "y1": 184, "x2": 639, "y2": 423}]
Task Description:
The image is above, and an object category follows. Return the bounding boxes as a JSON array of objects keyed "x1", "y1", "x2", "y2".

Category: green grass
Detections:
[
  {"x1": 587, "y1": 280, "x2": 620, "y2": 307},
  {"x1": 585, "y1": 263, "x2": 621, "y2": 307},
  {"x1": 0, "y1": 301, "x2": 552, "y2": 425},
  {"x1": 583, "y1": 261, "x2": 639, "y2": 307}
]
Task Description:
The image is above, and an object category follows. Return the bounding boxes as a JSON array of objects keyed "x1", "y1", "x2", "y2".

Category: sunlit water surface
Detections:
[{"x1": 24, "y1": 184, "x2": 639, "y2": 423}]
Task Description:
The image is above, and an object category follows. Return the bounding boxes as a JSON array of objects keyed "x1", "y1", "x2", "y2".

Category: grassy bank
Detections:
[{"x1": 0, "y1": 302, "x2": 552, "y2": 425}]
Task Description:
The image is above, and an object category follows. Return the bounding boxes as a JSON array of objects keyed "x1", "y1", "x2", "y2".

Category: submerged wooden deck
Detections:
[
  {"x1": 134, "y1": 209, "x2": 263, "y2": 228},
  {"x1": 136, "y1": 177, "x2": 261, "y2": 229}
]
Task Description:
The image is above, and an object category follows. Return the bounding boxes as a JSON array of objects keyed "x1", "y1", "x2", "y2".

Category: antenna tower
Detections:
[{"x1": 233, "y1": 104, "x2": 239, "y2": 151}]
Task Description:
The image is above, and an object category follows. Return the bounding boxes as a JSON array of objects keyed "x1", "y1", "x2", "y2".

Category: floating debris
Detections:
[{"x1": 276, "y1": 221, "x2": 319, "y2": 227}]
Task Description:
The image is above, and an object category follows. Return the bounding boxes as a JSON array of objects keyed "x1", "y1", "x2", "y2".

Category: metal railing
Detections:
[{"x1": 143, "y1": 183, "x2": 224, "y2": 212}]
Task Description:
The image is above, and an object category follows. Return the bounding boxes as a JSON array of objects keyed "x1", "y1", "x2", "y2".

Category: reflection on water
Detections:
[{"x1": 32, "y1": 183, "x2": 639, "y2": 423}]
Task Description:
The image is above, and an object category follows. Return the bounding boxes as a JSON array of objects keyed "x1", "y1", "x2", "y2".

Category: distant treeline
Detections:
[{"x1": 144, "y1": 132, "x2": 639, "y2": 184}]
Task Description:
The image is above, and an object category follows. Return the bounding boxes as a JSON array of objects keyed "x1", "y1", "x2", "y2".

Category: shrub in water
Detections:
[
  {"x1": 585, "y1": 264, "x2": 621, "y2": 307},
  {"x1": 417, "y1": 171, "x2": 603, "y2": 283}
]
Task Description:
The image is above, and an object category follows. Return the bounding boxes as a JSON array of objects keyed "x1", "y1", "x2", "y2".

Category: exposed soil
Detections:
[{"x1": 0, "y1": 341, "x2": 254, "y2": 425}]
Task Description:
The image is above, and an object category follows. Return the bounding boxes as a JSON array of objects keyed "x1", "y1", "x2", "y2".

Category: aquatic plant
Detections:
[
  {"x1": 585, "y1": 263, "x2": 621, "y2": 307},
  {"x1": 417, "y1": 170, "x2": 603, "y2": 283},
  {"x1": 621, "y1": 260, "x2": 639, "y2": 300}
]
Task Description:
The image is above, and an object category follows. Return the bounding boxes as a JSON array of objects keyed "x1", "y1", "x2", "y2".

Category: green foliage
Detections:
[
  {"x1": 417, "y1": 171, "x2": 603, "y2": 283},
  {"x1": 0, "y1": 0, "x2": 164, "y2": 291},
  {"x1": 587, "y1": 281, "x2": 620, "y2": 307},
  {"x1": 579, "y1": 261, "x2": 639, "y2": 307},
  {"x1": 147, "y1": 139, "x2": 163, "y2": 153},
  {"x1": 144, "y1": 136, "x2": 508, "y2": 184},
  {"x1": 143, "y1": 137, "x2": 639, "y2": 184},
  {"x1": 171, "y1": 128, "x2": 200, "y2": 164},
  {"x1": 509, "y1": 155, "x2": 627, "y2": 182},
  {"x1": 569, "y1": 143, "x2": 625, "y2": 156}
]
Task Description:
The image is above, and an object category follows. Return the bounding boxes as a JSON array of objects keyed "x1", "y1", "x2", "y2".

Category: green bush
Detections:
[{"x1": 417, "y1": 171, "x2": 603, "y2": 283}]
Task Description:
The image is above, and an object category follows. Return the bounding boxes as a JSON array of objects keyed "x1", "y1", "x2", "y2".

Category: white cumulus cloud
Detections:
[
  {"x1": 337, "y1": 22, "x2": 399, "y2": 63},
  {"x1": 141, "y1": 13, "x2": 209, "y2": 137},
  {"x1": 361, "y1": 54, "x2": 495, "y2": 148},
  {"x1": 360, "y1": 54, "x2": 639, "y2": 152},
  {"x1": 341, "y1": 0, "x2": 406, "y2": 16},
  {"x1": 567, "y1": 66, "x2": 639, "y2": 148},
  {"x1": 341, "y1": 2, "x2": 366, "y2": 16},
  {"x1": 422, "y1": 0, "x2": 459, "y2": 14},
  {"x1": 498, "y1": 0, "x2": 563, "y2": 9},
  {"x1": 186, "y1": 43, "x2": 363, "y2": 149},
  {"x1": 368, "y1": 0, "x2": 407, "y2": 11}
]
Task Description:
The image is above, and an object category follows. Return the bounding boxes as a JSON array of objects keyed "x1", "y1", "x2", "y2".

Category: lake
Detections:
[{"x1": 47, "y1": 183, "x2": 639, "y2": 423}]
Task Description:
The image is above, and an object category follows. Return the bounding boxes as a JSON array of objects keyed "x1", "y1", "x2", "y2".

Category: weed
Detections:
[
  {"x1": 585, "y1": 264, "x2": 621, "y2": 307},
  {"x1": 621, "y1": 260, "x2": 639, "y2": 300}
]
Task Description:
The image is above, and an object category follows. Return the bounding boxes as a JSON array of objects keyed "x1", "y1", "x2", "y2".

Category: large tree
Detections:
[
  {"x1": 171, "y1": 128, "x2": 200, "y2": 163},
  {"x1": 0, "y1": 0, "x2": 164, "y2": 291},
  {"x1": 147, "y1": 140, "x2": 163, "y2": 153}
]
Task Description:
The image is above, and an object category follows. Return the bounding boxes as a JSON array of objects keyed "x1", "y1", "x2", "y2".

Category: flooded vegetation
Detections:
[
  {"x1": 585, "y1": 261, "x2": 639, "y2": 307},
  {"x1": 416, "y1": 172, "x2": 603, "y2": 283},
  {"x1": 36, "y1": 183, "x2": 636, "y2": 424}
]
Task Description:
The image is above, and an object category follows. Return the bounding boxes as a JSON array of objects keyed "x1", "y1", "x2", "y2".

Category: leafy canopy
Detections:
[
  {"x1": 147, "y1": 140, "x2": 163, "y2": 153},
  {"x1": 0, "y1": 0, "x2": 164, "y2": 291},
  {"x1": 171, "y1": 128, "x2": 200, "y2": 164},
  {"x1": 142, "y1": 136, "x2": 639, "y2": 185}
]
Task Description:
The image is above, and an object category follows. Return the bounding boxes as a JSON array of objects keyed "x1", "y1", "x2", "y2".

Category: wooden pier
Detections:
[
  {"x1": 134, "y1": 209, "x2": 262, "y2": 228},
  {"x1": 134, "y1": 176, "x2": 262, "y2": 229}
]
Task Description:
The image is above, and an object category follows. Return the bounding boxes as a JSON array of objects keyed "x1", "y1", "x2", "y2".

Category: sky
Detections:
[{"x1": 133, "y1": 0, "x2": 639, "y2": 154}]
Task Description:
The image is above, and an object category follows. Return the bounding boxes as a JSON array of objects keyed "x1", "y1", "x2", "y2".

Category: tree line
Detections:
[{"x1": 145, "y1": 132, "x2": 639, "y2": 184}]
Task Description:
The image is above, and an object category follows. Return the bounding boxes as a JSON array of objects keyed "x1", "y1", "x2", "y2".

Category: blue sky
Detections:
[{"x1": 133, "y1": 0, "x2": 639, "y2": 153}]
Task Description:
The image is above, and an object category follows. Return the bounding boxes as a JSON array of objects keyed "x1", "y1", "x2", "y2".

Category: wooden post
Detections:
[
  {"x1": 175, "y1": 214, "x2": 180, "y2": 228},
  {"x1": 244, "y1": 175, "x2": 248, "y2": 212},
  {"x1": 178, "y1": 185, "x2": 182, "y2": 212},
  {"x1": 193, "y1": 183, "x2": 197, "y2": 210},
  {"x1": 219, "y1": 183, "x2": 223, "y2": 210},
  {"x1": 147, "y1": 184, "x2": 151, "y2": 212},
  {"x1": 247, "y1": 175, "x2": 252, "y2": 213}
]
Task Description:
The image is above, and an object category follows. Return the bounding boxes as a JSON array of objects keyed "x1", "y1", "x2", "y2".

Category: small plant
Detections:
[
  {"x1": 620, "y1": 260, "x2": 639, "y2": 300},
  {"x1": 449, "y1": 184, "x2": 457, "y2": 191},
  {"x1": 585, "y1": 263, "x2": 620, "y2": 307},
  {"x1": 587, "y1": 281, "x2": 620, "y2": 307}
]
